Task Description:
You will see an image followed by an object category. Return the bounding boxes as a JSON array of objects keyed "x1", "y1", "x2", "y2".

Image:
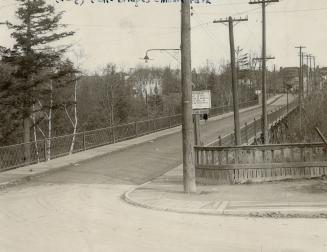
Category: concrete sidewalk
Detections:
[
  {"x1": 124, "y1": 165, "x2": 327, "y2": 218},
  {"x1": 0, "y1": 95, "x2": 282, "y2": 189}
]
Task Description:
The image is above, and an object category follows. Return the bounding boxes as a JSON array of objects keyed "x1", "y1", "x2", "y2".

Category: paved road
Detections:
[{"x1": 1, "y1": 94, "x2": 326, "y2": 252}]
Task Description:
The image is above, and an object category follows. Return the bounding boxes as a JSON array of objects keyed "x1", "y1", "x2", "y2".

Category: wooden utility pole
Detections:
[
  {"x1": 249, "y1": 0, "x2": 279, "y2": 144},
  {"x1": 309, "y1": 54, "x2": 313, "y2": 95},
  {"x1": 253, "y1": 56, "x2": 275, "y2": 141},
  {"x1": 312, "y1": 55, "x2": 317, "y2": 90},
  {"x1": 193, "y1": 114, "x2": 201, "y2": 146},
  {"x1": 305, "y1": 53, "x2": 310, "y2": 96},
  {"x1": 213, "y1": 16, "x2": 248, "y2": 146},
  {"x1": 295, "y1": 46, "x2": 306, "y2": 134},
  {"x1": 181, "y1": 0, "x2": 196, "y2": 193}
]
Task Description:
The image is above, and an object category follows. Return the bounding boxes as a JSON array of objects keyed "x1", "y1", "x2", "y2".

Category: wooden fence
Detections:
[{"x1": 195, "y1": 143, "x2": 327, "y2": 184}]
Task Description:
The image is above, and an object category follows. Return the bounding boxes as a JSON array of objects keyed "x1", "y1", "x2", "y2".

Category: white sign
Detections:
[{"x1": 192, "y1": 90, "x2": 211, "y2": 109}]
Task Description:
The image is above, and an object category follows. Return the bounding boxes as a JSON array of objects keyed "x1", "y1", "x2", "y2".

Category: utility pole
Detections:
[
  {"x1": 273, "y1": 64, "x2": 276, "y2": 95},
  {"x1": 309, "y1": 54, "x2": 313, "y2": 95},
  {"x1": 253, "y1": 56, "x2": 275, "y2": 141},
  {"x1": 304, "y1": 53, "x2": 310, "y2": 96},
  {"x1": 295, "y1": 46, "x2": 305, "y2": 135},
  {"x1": 312, "y1": 55, "x2": 317, "y2": 90},
  {"x1": 181, "y1": 0, "x2": 196, "y2": 193},
  {"x1": 213, "y1": 16, "x2": 248, "y2": 146},
  {"x1": 249, "y1": 0, "x2": 279, "y2": 144}
]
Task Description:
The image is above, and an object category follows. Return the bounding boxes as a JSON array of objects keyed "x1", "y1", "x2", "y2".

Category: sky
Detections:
[{"x1": 1, "y1": 0, "x2": 327, "y2": 73}]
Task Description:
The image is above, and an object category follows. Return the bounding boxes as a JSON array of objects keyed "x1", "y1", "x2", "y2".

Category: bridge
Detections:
[{"x1": 1, "y1": 93, "x2": 327, "y2": 252}]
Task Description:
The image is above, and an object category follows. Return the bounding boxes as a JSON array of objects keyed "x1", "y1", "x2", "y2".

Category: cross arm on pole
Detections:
[
  {"x1": 213, "y1": 16, "x2": 248, "y2": 24},
  {"x1": 253, "y1": 56, "x2": 275, "y2": 61},
  {"x1": 249, "y1": 0, "x2": 279, "y2": 4}
]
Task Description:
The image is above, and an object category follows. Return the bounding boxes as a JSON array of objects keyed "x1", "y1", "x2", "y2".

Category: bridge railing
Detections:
[
  {"x1": 194, "y1": 98, "x2": 327, "y2": 184},
  {"x1": 208, "y1": 98, "x2": 299, "y2": 147},
  {"x1": 195, "y1": 143, "x2": 327, "y2": 184},
  {"x1": 0, "y1": 99, "x2": 259, "y2": 171}
]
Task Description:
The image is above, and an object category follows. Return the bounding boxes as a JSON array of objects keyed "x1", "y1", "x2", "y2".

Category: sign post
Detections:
[{"x1": 192, "y1": 90, "x2": 211, "y2": 146}]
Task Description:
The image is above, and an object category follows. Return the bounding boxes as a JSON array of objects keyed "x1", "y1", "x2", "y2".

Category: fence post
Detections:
[
  {"x1": 154, "y1": 119, "x2": 157, "y2": 132},
  {"x1": 169, "y1": 116, "x2": 172, "y2": 128},
  {"x1": 254, "y1": 118, "x2": 257, "y2": 144},
  {"x1": 219, "y1": 135, "x2": 222, "y2": 146},
  {"x1": 44, "y1": 138, "x2": 47, "y2": 161},
  {"x1": 112, "y1": 126, "x2": 116, "y2": 143},
  {"x1": 83, "y1": 130, "x2": 86, "y2": 151},
  {"x1": 135, "y1": 121, "x2": 138, "y2": 137},
  {"x1": 245, "y1": 122, "x2": 248, "y2": 144}
]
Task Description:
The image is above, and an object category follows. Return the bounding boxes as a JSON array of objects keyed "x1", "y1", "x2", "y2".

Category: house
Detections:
[
  {"x1": 126, "y1": 69, "x2": 163, "y2": 97},
  {"x1": 280, "y1": 67, "x2": 299, "y2": 92}
]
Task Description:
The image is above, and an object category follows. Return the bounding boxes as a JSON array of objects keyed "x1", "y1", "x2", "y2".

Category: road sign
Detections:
[{"x1": 192, "y1": 90, "x2": 211, "y2": 109}]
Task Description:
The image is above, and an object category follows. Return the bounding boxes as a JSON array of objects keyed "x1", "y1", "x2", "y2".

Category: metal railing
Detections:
[
  {"x1": 0, "y1": 99, "x2": 259, "y2": 171},
  {"x1": 208, "y1": 98, "x2": 299, "y2": 147}
]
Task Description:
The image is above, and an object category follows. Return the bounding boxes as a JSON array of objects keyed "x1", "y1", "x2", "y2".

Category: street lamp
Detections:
[{"x1": 142, "y1": 48, "x2": 181, "y2": 63}]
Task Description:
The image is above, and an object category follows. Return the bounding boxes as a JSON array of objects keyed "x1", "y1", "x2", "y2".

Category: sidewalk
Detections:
[
  {"x1": 124, "y1": 165, "x2": 327, "y2": 218},
  {"x1": 0, "y1": 95, "x2": 281, "y2": 189}
]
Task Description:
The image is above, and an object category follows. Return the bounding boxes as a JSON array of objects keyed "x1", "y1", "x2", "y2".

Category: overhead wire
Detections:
[{"x1": 192, "y1": 12, "x2": 229, "y2": 52}]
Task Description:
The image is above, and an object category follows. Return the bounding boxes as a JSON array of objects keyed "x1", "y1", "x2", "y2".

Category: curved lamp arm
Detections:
[{"x1": 143, "y1": 48, "x2": 181, "y2": 63}]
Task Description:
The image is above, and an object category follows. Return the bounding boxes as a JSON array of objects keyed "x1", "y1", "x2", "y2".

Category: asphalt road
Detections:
[{"x1": 1, "y1": 94, "x2": 326, "y2": 252}]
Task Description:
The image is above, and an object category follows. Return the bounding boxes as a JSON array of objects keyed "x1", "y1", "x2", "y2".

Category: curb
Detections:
[
  {"x1": 123, "y1": 186, "x2": 327, "y2": 219},
  {"x1": 0, "y1": 162, "x2": 75, "y2": 190}
]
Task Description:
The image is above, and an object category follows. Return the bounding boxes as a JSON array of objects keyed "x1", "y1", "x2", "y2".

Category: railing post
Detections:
[
  {"x1": 112, "y1": 126, "x2": 116, "y2": 143},
  {"x1": 44, "y1": 138, "x2": 47, "y2": 161},
  {"x1": 83, "y1": 130, "x2": 86, "y2": 151},
  {"x1": 245, "y1": 122, "x2": 248, "y2": 144},
  {"x1": 254, "y1": 117, "x2": 257, "y2": 141},
  {"x1": 219, "y1": 135, "x2": 222, "y2": 146},
  {"x1": 135, "y1": 121, "x2": 138, "y2": 137},
  {"x1": 152, "y1": 119, "x2": 155, "y2": 132},
  {"x1": 169, "y1": 116, "x2": 172, "y2": 128}
]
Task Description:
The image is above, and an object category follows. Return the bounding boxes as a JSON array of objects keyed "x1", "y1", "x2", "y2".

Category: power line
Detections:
[
  {"x1": 193, "y1": 1, "x2": 250, "y2": 9},
  {"x1": 267, "y1": 7, "x2": 327, "y2": 14},
  {"x1": 197, "y1": 5, "x2": 262, "y2": 15},
  {"x1": 192, "y1": 15, "x2": 229, "y2": 52},
  {"x1": 230, "y1": 3, "x2": 258, "y2": 48}
]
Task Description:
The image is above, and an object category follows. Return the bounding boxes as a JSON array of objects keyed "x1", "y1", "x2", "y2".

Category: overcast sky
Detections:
[{"x1": 1, "y1": 0, "x2": 327, "y2": 73}]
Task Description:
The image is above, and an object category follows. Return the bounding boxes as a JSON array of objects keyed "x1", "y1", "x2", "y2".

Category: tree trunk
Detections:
[
  {"x1": 46, "y1": 81, "x2": 53, "y2": 161},
  {"x1": 69, "y1": 79, "x2": 78, "y2": 155},
  {"x1": 31, "y1": 104, "x2": 40, "y2": 163}
]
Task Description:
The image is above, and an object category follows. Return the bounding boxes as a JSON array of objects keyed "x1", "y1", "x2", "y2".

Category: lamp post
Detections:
[
  {"x1": 142, "y1": 44, "x2": 196, "y2": 193},
  {"x1": 142, "y1": 48, "x2": 181, "y2": 125}
]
